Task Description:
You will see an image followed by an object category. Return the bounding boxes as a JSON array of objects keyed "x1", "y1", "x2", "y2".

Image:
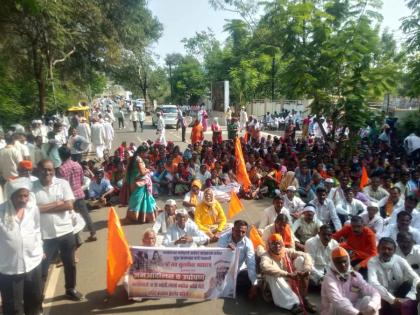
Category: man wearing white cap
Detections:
[
  {"x1": 292, "y1": 205, "x2": 323, "y2": 250},
  {"x1": 163, "y1": 208, "x2": 209, "y2": 247},
  {"x1": 152, "y1": 199, "x2": 177, "y2": 245},
  {"x1": 283, "y1": 186, "x2": 306, "y2": 221},
  {"x1": 0, "y1": 178, "x2": 43, "y2": 315},
  {"x1": 360, "y1": 202, "x2": 384, "y2": 235}
]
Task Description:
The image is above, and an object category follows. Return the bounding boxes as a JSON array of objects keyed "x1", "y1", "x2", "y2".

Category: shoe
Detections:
[
  {"x1": 85, "y1": 235, "x2": 97, "y2": 242},
  {"x1": 65, "y1": 289, "x2": 84, "y2": 301},
  {"x1": 303, "y1": 297, "x2": 317, "y2": 313},
  {"x1": 289, "y1": 304, "x2": 304, "y2": 315}
]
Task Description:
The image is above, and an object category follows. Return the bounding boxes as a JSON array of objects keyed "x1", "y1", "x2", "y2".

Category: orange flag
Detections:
[
  {"x1": 235, "y1": 137, "x2": 251, "y2": 192},
  {"x1": 249, "y1": 225, "x2": 264, "y2": 249},
  {"x1": 107, "y1": 207, "x2": 133, "y2": 295},
  {"x1": 359, "y1": 165, "x2": 369, "y2": 189},
  {"x1": 228, "y1": 190, "x2": 244, "y2": 218}
]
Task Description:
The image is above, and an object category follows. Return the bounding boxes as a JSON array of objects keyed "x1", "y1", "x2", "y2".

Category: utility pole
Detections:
[{"x1": 169, "y1": 64, "x2": 173, "y2": 103}]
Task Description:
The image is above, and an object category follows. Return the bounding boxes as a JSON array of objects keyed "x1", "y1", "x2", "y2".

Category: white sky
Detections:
[{"x1": 148, "y1": 0, "x2": 412, "y2": 62}]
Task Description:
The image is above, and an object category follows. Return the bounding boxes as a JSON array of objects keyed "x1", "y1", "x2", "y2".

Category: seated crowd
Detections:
[{"x1": 0, "y1": 115, "x2": 420, "y2": 315}]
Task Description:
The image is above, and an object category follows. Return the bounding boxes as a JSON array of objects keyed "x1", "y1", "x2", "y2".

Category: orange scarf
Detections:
[{"x1": 281, "y1": 225, "x2": 293, "y2": 248}]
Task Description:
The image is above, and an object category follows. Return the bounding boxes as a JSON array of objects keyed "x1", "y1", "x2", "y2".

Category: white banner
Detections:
[{"x1": 127, "y1": 246, "x2": 239, "y2": 299}]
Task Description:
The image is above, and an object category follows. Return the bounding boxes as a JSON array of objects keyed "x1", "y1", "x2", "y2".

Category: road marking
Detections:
[{"x1": 43, "y1": 266, "x2": 60, "y2": 315}]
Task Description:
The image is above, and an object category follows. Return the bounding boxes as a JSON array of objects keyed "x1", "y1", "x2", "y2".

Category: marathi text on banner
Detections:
[{"x1": 127, "y1": 246, "x2": 239, "y2": 299}]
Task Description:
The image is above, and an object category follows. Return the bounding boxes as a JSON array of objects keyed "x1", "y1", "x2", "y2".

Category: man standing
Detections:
[
  {"x1": 239, "y1": 107, "x2": 248, "y2": 132},
  {"x1": 156, "y1": 112, "x2": 167, "y2": 146},
  {"x1": 58, "y1": 146, "x2": 97, "y2": 242},
  {"x1": 102, "y1": 117, "x2": 114, "y2": 152},
  {"x1": 227, "y1": 117, "x2": 239, "y2": 140},
  {"x1": 0, "y1": 134, "x2": 22, "y2": 182},
  {"x1": 368, "y1": 237, "x2": 420, "y2": 314},
  {"x1": 218, "y1": 220, "x2": 259, "y2": 300},
  {"x1": 0, "y1": 178, "x2": 43, "y2": 315},
  {"x1": 139, "y1": 108, "x2": 146, "y2": 132},
  {"x1": 33, "y1": 159, "x2": 83, "y2": 301},
  {"x1": 116, "y1": 108, "x2": 125, "y2": 129},
  {"x1": 130, "y1": 108, "x2": 140, "y2": 132},
  {"x1": 90, "y1": 118, "x2": 106, "y2": 159}
]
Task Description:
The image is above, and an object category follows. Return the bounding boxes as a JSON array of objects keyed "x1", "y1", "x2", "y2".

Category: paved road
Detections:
[{"x1": 44, "y1": 116, "x2": 320, "y2": 315}]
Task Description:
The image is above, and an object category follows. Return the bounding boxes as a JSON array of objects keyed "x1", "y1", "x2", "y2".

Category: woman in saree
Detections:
[
  {"x1": 124, "y1": 145, "x2": 157, "y2": 224},
  {"x1": 191, "y1": 119, "x2": 204, "y2": 145}
]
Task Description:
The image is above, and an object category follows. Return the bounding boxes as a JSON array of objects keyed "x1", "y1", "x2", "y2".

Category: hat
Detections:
[
  {"x1": 286, "y1": 186, "x2": 296, "y2": 192},
  {"x1": 302, "y1": 205, "x2": 316, "y2": 213},
  {"x1": 268, "y1": 233, "x2": 283, "y2": 243},
  {"x1": 5, "y1": 177, "x2": 32, "y2": 200},
  {"x1": 325, "y1": 178, "x2": 334, "y2": 184},
  {"x1": 165, "y1": 199, "x2": 176, "y2": 206},
  {"x1": 175, "y1": 208, "x2": 189, "y2": 216},
  {"x1": 18, "y1": 160, "x2": 33, "y2": 171},
  {"x1": 368, "y1": 201, "x2": 379, "y2": 209},
  {"x1": 331, "y1": 247, "x2": 348, "y2": 259},
  {"x1": 191, "y1": 179, "x2": 202, "y2": 189}
]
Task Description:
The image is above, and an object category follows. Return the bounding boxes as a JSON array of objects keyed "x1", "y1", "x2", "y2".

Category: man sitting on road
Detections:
[
  {"x1": 379, "y1": 210, "x2": 420, "y2": 244},
  {"x1": 292, "y1": 205, "x2": 323, "y2": 250},
  {"x1": 182, "y1": 179, "x2": 204, "y2": 219},
  {"x1": 152, "y1": 199, "x2": 177, "y2": 245},
  {"x1": 259, "y1": 195, "x2": 292, "y2": 231},
  {"x1": 321, "y1": 247, "x2": 381, "y2": 315},
  {"x1": 310, "y1": 186, "x2": 342, "y2": 232},
  {"x1": 87, "y1": 168, "x2": 114, "y2": 209},
  {"x1": 368, "y1": 237, "x2": 420, "y2": 315},
  {"x1": 396, "y1": 231, "x2": 420, "y2": 276},
  {"x1": 163, "y1": 208, "x2": 209, "y2": 247},
  {"x1": 283, "y1": 186, "x2": 306, "y2": 221},
  {"x1": 332, "y1": 215, "x2": 377, "y2": 279},
  {"x1": 305, "y1": 225, "x2": 339, "y2": 286},
  {"x1": 218, "y1": 220, "x2": 259, "y2": 300},
  {"x1": 259, "y1": 214, "x2": 296, "y2": 254},
  {"x1": 260, "y1": 233, "x2": 316, "y2": 314}
]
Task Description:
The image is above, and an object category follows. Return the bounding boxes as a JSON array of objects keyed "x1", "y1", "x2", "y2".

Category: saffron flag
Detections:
[
  {"x1": 359, "y1": 166, "x2": 369, "y2": 189},
  {"x1": 249, "y1": 225, "x2": 264, "y2": 249},
  {"x1": 228, "y1": 190, "x2": 244, "y2": 218},
  {"x1": 107, "y1": 207, "x2": 133, "y2": 295},
  {"x1": 234, "y1": 137, "x2": 251, "y2": 192}
]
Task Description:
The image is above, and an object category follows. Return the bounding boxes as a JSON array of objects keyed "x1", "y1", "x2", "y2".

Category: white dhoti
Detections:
[
  {"x1": 157, "y1": 130, "x2": 167, "y2": 146},
  {"x1": 94, "y1": 144, "x2": 104, "y2": 159},
  {"x1": 265, "y1": 256, "x2": 305, "y2": 310}
]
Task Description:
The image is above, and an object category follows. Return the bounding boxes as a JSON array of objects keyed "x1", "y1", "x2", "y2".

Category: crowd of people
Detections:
[{"x1": 0, "y1": 101, "x2": 420, "y2": 315}]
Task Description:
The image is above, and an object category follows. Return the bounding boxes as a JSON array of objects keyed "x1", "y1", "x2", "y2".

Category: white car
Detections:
[{"x1": 152, "y1": 105, "x2": 178, "y2": 128}]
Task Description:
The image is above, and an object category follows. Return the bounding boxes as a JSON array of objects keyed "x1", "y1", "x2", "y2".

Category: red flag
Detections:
[
  {"x1": 228, "y1": 190, "x2": 244, "y2": 218},
  {"x1": 107, "y1": 207, "x2": 133, "y2": 295},
  {"x1": 359, "y1": 166, "x2": 369, "y2": 189},
  {"x1": 235, "y1": 137, "x2": 251, "y2": 192}
]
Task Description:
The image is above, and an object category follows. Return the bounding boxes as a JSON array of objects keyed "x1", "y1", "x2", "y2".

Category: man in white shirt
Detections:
[
  {"x1": 336, "y1": 187, "x2": 367, "y2": 224},
  {"x1": 363, "y1": 176, "x2": 389, "y2": 204},
  {"x1": 0, "y1": 134, "x2": 23, "y2": 181},
  {"x1": 130, "y1": 108, "x2": 140, "y2": 132},
  {"x1": 283, "y1": 186, "x2": 305, "y2": 220},
  {"x1": 102, "y1": 117, "x2": 114, "y2": 152},
  {"x1": 368, "y1": 237, "x2": 420, "y2": 314},
  {"x1": 387, "y1": 195, "x2": 420, "y2": 228},
  {"x1": 379, "y1": 210, "x2": 420, "y2": 244},
  {"x1": 32, "y1": 159, "x2": 83, "y2": 301},
  {"x1": 163, "y1": 208, "x2": 209, "y2": 247},
  {"x1": 305, "y1": 225, "x2": 339, "y2": 285},
  {"x1": 0, "y1": 178, "x2": 43, "y2": 315},
  {"x1": 156, "y1": 112, "x2": 167, "y2": 146},
  {"x1": 404, "y1": 132, "x2": 420, "y2": 160},
  {"x1": 195, "y1": 164, "x2": 211, "y2": 187},
  {"x1": 360, "y1": 202, "x2": 384, "y2": 235},
  {"x1": 90, "y1": 118, "x2": 106, "y2": 159},
  {"x1": 310, "y1": 187, "x2": 342, "y2": 232},
  {"x1": 396, "y1": 231, "x2": 420, "y2": 276},
  {"x1": 152, "y1": 199, "x2": 177, "y2": 245},
  {"x1": 259, "y1": 195, "x2": 292, "y2": 231},
  {"x1": 328, "y1": 175, "x2": 350, "y2": 206}
]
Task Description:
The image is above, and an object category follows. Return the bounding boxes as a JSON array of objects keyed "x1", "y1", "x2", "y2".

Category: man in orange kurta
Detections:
[
  {"x1": 191, "y1": 120, "x2": 203, "y2": 145},
  {"x1": 332, "y1": 215, "x2": 377, "y2": 279}
]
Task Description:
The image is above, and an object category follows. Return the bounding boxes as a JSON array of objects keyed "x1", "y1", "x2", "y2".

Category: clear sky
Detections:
[{"x1": 148, "y1": 0, "x2": 411, "y2": 61}]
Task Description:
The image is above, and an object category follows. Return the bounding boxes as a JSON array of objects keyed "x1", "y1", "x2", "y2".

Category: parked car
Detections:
[{"x1": 152, "y1": 105, "x2": 178, "y2": 128}]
